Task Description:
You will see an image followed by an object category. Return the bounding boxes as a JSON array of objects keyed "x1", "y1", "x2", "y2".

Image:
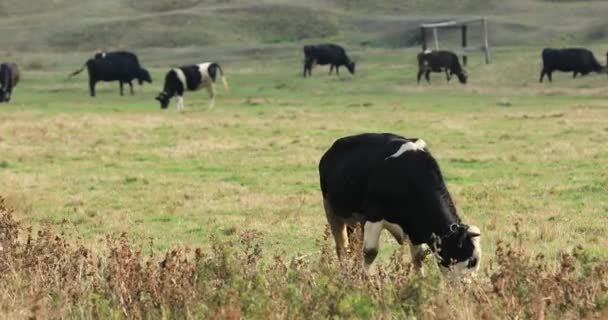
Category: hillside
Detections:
[{"x1": 2, "y1": 0, "x2": 608, "y2": 55}]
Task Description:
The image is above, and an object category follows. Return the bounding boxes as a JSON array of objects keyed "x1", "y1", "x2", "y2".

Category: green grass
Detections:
[{"x1": 1, "y1": 46, "x2": 607, "y2": 266}]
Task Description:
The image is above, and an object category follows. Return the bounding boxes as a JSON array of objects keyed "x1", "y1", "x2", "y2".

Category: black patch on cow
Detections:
[{"x1": 179, "y1": 65, "x2": 204, "y2": 91}]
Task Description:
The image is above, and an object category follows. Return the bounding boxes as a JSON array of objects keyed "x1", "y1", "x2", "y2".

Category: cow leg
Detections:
[
  {"x1": 89, "y1": 80, "x2": 96, "y2": 97},
  {"x1": 323, "y1": 198, "x2": 348, "y2": 258},
  {"x1": 176, "y1": 96, "x2": 184, "y2": 112},
  {"x1": 303, "y1": 61, "x2": 311, "y2": 77},
  {"x1": 417, "y1": 70, "x2": 424, "y2": 84},
  {"x1": 409, "y1": 243, "x2": 427, "y2": 276},
  {"x1": 547, "y1": 71, "x2": 553, "y2": 82},
  {"x1": 207, "y1": 83, "x2": 216, "y2": 109},
  {"x1": 119, "y1": 81, "x2": 124, "y2": 96},
  {"x1": 128, "y1": 81, "x2": 134, "y2": 95},
  {"x1": 445, "y1": 70, "x2": 451, "y2": 82},
  {"x1": 329, "y1": 65, "x2": 334, "y2": 75},
  {"x1": 425, "y1": 70, "x2": 431, "y2": 83},
  {"x1": 383, "y1": 222, "x2": 405, "y2": 245},
  {"x1": 363, "y1": 221, "x2": 383, "y2": 271},
  {"x1": 539, "y1": 69, "x2": 545, "y2": 83},
  {"x1": 573, "y1": 71, "x2": 578, "y2": 78},
  {"x1": 336, "y1": 66, "x2": 340, "y2": 76}
]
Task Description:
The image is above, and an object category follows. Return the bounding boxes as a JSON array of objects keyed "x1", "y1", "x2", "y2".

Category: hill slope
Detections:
[{"x1": 2, "y1": 0, "x2": 608, "y2": 53}]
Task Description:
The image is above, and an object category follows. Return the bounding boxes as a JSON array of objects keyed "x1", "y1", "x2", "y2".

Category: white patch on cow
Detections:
[
  {"x1": 197, "y1": 63, "x2": 212, "y2": 88},
  {"x1": 172, "y1": 68, "x2": 187, "y2": 90},
  {"x1": 423, "y1": 49, "x2": 433, "y2": 54},
  {"x1": 176, "y1": 96, "x2": 184, "y2": 112},
  {"x1": 386, "y1": 139, "x2": 427, "y2": 159}
]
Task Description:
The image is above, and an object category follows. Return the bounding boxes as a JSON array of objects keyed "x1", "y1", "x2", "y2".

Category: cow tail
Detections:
[
  {"x1": 216, "y1": 64, "x2": 229, "y2": 94},
  {"x1": 69, "y1": 64, "x2": 86, "y2": 78}
]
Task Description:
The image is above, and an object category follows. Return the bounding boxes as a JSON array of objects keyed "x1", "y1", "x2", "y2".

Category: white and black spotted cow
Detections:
[
  {"x1": 319, "y1": 133, "x2": 481, "y2": 279},
  {"x1": 155, "y1": 62, "x2": 229, "y2": 111}
]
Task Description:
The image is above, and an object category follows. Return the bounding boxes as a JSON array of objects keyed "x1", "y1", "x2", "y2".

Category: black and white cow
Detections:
[
  {"x1": 417, "y1": 50, "x2": 467, "y2": 84},
  {"x1": 303, "y1": 44, "x2": 356, "y2": 77},
  {"x1": 70, "y1": 50, "x2": 152, "y2": 97},
  {"x1": 540, "y1": 48, "x2": 605, "y2": 82},
  {"x1": 155, "y1": 62, "x2": 229, "y2": 111},
  {"x1": 319, "y1": 133, "x2": 481, "y2": 278},
  {"x1": 0, "y1": 62, "x2": 19, "y2": 103}
]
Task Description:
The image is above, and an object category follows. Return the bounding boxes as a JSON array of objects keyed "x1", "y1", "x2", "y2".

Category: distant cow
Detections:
[
  {"x1": 70, "y1": 50, "x2": 152, "y2": 96},
  {"x1": 155, "y1": 62, "x2": 229, "y2": 111},
  {"x1": 417, "y1": 50, "x2": 467, "y2": 84},
  {"x1": 319, "y1": 133, "x2": 481, "y2": 278},
  {"x1": 0, "y1": 63, "x2": 19, "y2": 103},
  {"x1": 540, "y1": 48, "x2": 605, "y2": 82},
  {"x1": 303, "y1": 44, "x2": 356, "y2": 77}
]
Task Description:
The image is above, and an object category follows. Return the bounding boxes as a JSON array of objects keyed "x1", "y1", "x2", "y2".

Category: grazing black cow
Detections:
[
  {"x1": 70, "y1": 50, "x2": 152, "y2": 97},
  {"x1": 540, "y1": 48, "x2": 605, "y2": 82},
  {"x1": 0, "y1": 62, "x2": 19, "y2": 103},
  {"x1": 303, "y1": 44, "x2": 356, "y2": 77},
  {"x1": 155, "y1": 62, "x2": 229, "y2": 111},
  {"x1": 319, "y1": 133, "x2": 481, "y2": 278},
  {"x1": 417, "y1": 50, "x2": 467, "y2": 84}
]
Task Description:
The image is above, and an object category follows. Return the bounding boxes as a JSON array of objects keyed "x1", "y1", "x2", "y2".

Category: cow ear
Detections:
[
  {"x1": 467, "y1": 225, "x2": 481, "y2": 238},
  {"x1": 155, "y1": 96, "x2": 161, "y2": 101}
]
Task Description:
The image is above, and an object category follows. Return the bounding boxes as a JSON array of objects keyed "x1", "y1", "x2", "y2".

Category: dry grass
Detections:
[{"x1": 1, "y1": 198, "x2": 606, "y2": 319}]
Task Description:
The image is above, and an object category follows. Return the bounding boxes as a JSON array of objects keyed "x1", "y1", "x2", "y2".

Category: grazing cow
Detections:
[
  {"x1": 303, "y1": 44, "x2": 356, "y2": 77},
  {"x1": 0, "y1": 63, "x2": 19, "y2": 103},
  {"x1": 319, "y1": 133, "x2": 481, "y2": 278},
  {"x1": 155, "y1": 62, "x2": 229, "y2": 111},
  {"x1": 540, "y1": 48, "x2": 605, "y2": 82},
  {"x1": 417, "y1": 50, "x2": 467, "y2": 84},
  {"x1": 70, "y1": 50, "x2": 152, "y2": 97}
]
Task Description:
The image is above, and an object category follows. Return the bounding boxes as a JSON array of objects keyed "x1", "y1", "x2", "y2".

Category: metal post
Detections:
[
  {"x1": 482, "y1": 18, "x2": 491, "y2": 64},
  {"x1": 421, "y1": 27, "x2": 427, "y2": 51},
  {"x1": 461, "y1": 25, "x2": 468, "y2": 66},
  {"x1": 432, "y1": 27, "x2": 439, "y2": 50}
]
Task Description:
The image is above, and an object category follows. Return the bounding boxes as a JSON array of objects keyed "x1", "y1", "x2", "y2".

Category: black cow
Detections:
[
  {"x1": 319, "y1": 133, "x2": 481, "y2": 278},
  {"x1": 0, "y1": 63, "x2": 19, "y2": 103},
  {"x1": 303, "y1": 44, "x2": 356, "y2": 77},
  {"x1": 155, "y1": 62, "x2": 229, "y2": 111},
  {"x1": 540, "y1": 48, "x2": 605, "y2": 82},
  {"x1": 70, "y1": 50, "x2": 152, "y2": 97},
  {"x1": 417, "y1": 50, "x2": 467, "y2": 84}
]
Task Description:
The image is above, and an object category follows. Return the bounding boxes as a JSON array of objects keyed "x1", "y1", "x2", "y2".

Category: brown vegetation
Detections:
[{"x1": 1, "y1": 196, "x2": 606, "y2": 319}]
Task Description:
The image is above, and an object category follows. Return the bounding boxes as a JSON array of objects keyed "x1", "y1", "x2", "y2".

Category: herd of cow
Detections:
[
  {"x1": 0, "y1": 44, "x2": 604, "y2": 281},
  {"x1": 1, "y1": 45, "x2": 606, "y2": 106}
]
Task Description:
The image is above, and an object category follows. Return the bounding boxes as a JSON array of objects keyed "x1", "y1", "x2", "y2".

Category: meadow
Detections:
[{"x1": 0, "y1": 45, "x2": 607, "y2": 318}]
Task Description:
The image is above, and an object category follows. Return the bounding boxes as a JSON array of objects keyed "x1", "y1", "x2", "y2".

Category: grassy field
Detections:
[{"x1": 1, "y1": 45, "x2": 608, "y2": 317}]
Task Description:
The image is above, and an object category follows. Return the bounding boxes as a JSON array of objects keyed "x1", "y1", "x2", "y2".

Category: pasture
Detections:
[{"x1": 1, "y1": 46, "x2": 608, "y2": 318}]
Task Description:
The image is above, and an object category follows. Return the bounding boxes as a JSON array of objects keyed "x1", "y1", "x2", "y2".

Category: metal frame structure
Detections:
[{"x1": 420, "y1": 18, "x2": 491, "y2": 65}]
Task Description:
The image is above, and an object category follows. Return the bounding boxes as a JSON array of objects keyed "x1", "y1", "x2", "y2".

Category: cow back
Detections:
[{"x1": 319, "y1": 133, "x2": 413, "y2": 217}]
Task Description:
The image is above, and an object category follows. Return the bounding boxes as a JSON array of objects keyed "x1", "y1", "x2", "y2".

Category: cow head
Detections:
[
  {"x1": 346, "y1": 61, "x2": 356, "y2": 75},
  {"x1": 0, "y1": 87, "x2": 8, "y2": 103},
  {"x1": 434, "y1": 224, "x2": 481, "y2": 280},
  {"x1": 155, "y1": 91, "x2": 171, "y2": 109},
  {"x1": 457, "y1": 71, "x2": 468, "y2": 84},
  {"x1": 138, "y1": 69, "x2": 152, "y2": 85}
]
